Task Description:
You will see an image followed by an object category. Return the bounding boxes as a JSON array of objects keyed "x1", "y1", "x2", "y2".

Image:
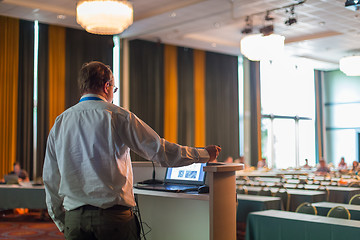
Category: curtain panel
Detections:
[
  {"x1": 0, "y1": 16, "x2": 19, "y2": 179},
  {"x1": 17, "y1": 19, "x2": 34, "y2": 178},
  {"x1": 177, "y1": 47, "x2": 194, "y2": 146},
  {"x1": 129, "y1": 40, "x2": 164, "y2": 160},
  {"x1": 205, "y1": 52, "x2": 239, "y2": 161},
  {"x1": 37, "y1": 23, "x2": 49, "y2": 178},
  {"x1": 65, "y1": 28, "x2": 113, "y2": 109},
  {"x1": 128, "y1": 39, "x2": 239, "y2": 161}
]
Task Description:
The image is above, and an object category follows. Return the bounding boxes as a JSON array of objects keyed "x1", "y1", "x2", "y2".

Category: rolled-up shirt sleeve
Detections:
[
  {"x1": 43, "y1": 128, "x2": 65, "y2": 232},
  {"x1": 116, "y1": 111, "x2": 210, "y2": 167}
]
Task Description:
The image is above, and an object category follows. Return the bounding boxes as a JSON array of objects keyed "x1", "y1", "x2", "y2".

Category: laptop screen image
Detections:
[{"x1": 164, "y1": 162, "x2": 206, "y2": 185}]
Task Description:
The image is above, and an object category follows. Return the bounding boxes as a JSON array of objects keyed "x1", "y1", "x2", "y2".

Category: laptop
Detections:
[
  {"x1": 134, "y1": 162, "x2": 207, "y2": 193},
  {"x1": 4, "y1": 174, "x2": 19, "y2": 184}
]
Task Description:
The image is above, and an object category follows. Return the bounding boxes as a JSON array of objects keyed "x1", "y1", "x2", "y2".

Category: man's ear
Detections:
[{"x1": 103, "y1": 82, "x2": 110, "y2": 94}]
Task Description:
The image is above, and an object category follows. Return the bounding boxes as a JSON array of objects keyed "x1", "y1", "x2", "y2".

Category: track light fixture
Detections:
[
  {"x1": 285, "y1": 6, "x2": 297, "y2": 26},
  {"x1": 241, "y1": 16, "x2": 253, "y2": 34}
]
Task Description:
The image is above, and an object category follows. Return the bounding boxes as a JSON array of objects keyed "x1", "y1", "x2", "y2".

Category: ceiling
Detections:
[{"x1": 1, "y1": 0, "x2": 360, "y2": 70}]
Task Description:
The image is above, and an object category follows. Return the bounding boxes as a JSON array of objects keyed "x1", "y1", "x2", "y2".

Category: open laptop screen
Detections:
[{"x1": 164, "y1": 163, "x2": 206, "y2": 185}]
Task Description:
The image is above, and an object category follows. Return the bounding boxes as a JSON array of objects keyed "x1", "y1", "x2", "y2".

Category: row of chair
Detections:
[{"x1": 295, "y1": 202, "x2": 351, "y2": 220}]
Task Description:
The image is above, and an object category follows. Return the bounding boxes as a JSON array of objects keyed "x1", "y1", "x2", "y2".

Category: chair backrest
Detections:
[
  {"x1": 295, "y1": 202, "x2": 317, "y2": 215},
  {"x1": 316, "y1": 185, "x2": 330, "y2": 202},
  {"x1": 327, "y1": 206, "x2": 351, "y2": 219},
  {"x1": 349, "y1": 182, "x2": 360, "y2": 187},
  {"x1": 274, "y1": 188, "x2": 290, "y2": 211},
  {"x1": 349, "y1": 194, "x2": 360, "y2": 205},
  {"x1": 257, "y1": 187, "x2": 272, "y2": 196},
  {"x1": 236, "y1": 185, "x2": 248, "y2": 195}
]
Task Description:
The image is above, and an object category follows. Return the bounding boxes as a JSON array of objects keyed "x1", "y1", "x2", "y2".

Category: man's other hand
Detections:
[{"x1": 205, "y1": 145, "x2": 222, "y2": 162}]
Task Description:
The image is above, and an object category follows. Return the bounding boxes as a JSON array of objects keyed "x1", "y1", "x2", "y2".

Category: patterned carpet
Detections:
[{"x1": 0, "y1": 211, "x2": 64, "y2": 240}]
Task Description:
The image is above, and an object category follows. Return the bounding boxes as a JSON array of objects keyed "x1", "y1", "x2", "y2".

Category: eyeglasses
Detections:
[{"x1": 108, "y1": 82, "x2": 118, "y2": 93}]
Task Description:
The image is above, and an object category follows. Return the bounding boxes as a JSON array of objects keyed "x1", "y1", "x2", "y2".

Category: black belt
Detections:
[{"x1": 77, "y1": 205, "x2": 131, "y2": 211}]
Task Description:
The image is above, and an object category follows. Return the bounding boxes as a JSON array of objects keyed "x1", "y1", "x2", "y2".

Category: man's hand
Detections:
[{"x1": 205, "y1": 145, "x2": 222, "y2": 162}]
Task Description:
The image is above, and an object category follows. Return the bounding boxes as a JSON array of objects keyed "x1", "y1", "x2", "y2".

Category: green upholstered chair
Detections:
[
  {"x1": 327, "y1": 206, "x2": 351, "y2": 220},
  {"x1": 257, "y1": 187, "x2": 272, "y2": 196},
  {"x1": 349, "y1": 182, "x2": 360, "y2": 187},
  {"x1": 236, "y1": 185, "x2": 248, "y2": 195},
  {"x1": 349, "y1": 194, "x2": 360, "y2": 205},
  {"x1": 316, "y1": 185, "x2": 330, "y2": 202},
  {"x1": 274, "y1": 188, "x2": 290, "y2": 211},
  {"x1": 295, "y1": 202, "x2": 317, "y2": 215}
]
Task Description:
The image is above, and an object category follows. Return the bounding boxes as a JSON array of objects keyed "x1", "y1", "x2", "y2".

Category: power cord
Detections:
[{"x1": 134, "y1": 194, "x2": 152, "y2": 240}]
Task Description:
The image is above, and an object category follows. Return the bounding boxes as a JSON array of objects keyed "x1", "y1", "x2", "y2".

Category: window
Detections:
[{"x1": 260, "y1": 58, "x2": 316, "y2": 169}]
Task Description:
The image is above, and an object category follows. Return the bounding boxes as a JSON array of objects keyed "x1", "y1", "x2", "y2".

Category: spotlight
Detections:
[
  {"x1": 241, "y1": 27, "x2": 252, "y2": 34},
  {"x1": 285, "y1": 17, "x2": 297, "y2": 26},
  {"x1": 285, "y1": 6, "x2": 297, "y2": 26},
  {"x1": 241, "y1": 16, "x2": 253, "y2": 34},
  {"x1": 345, "y1": 0, "x2": 360, "y2": 11},
  {"x1": 260, "y1": 25, "x2": 274, "y2": 36}
]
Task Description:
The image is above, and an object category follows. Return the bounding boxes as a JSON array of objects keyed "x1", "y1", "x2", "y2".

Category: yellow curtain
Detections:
[
  {"x1": 193, "y1": 50, "x2": 206, "y2": 147},
  {"x1": 48, "y1": 25, "x2": 66, "y2": 130},
  {"x1": 163, "y1": 45, "x2": 178, "y2": 142},
  {"x1": 0, "y1": 16, "x2": 19, "y2": 179}
]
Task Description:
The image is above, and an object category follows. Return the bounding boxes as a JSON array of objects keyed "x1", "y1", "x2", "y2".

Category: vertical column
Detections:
[
  {"x1": 204, "y1": 164, "x2": 243, "y2": 240},
  {"x1": 243, "y1": 58, "x2": 262, "y2": 167}
]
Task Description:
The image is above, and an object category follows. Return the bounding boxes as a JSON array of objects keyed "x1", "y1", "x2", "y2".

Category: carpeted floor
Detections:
[{"x1": 0, "y1": 210, "x2": 64, "y2": 240}]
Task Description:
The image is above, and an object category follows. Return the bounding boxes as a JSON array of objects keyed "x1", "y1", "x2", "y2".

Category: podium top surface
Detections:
[{"x1": 203, "y1": 163, "x2": 244, "y2": 172}]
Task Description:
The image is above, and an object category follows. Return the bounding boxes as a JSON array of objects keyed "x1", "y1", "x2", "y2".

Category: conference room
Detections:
[{"x1": 1, "y1": 0, "x2": 360, "y2": 239}]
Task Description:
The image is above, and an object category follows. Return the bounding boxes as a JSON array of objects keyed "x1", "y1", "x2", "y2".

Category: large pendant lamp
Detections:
[
  {"x1": 76, "y1": 0, "x2": 133, "y2": 35},
  {"x1": 339, "y1": 56, "x2": 360, "y2": 76},
  {"x1": 240, "y1": 33, "x2": 285, "y2": 61}
]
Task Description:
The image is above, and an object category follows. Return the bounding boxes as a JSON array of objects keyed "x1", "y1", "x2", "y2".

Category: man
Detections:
[
  {"x1": 316, "y1": 158, "x2": 330, "y2": 175},
  {"x1": 9, "y1": 162, "x2": 29, "y2": 182},
  {"x1": 43, "y1": 61, "x2": 221, "y2": 240}
]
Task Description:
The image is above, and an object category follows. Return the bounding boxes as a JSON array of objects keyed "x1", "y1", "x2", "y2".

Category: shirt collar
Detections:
[{"x1": 80, "y1": 94, "x2": 107, "y2": 102}]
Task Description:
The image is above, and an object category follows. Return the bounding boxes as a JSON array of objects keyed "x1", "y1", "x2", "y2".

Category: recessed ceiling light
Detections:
[
  {"x1": 57, "y1": 14, "x2": 66, "y2": 20},
  {"x1": 319, "y1": 21, "x2": 325, "y2": 26},
  {"x1": 170, "y1": 12, "x2": 176, "y2": 18},
  {"x1": 211, "y1": 43, "x2": 217, "y2": 47},
  {"x1": 33, "y1": 8, "x2": 39, "y2": 13}
]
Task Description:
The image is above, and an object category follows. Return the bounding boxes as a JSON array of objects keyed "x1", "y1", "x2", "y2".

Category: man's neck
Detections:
[{"x1": 82, "y1": 92, "x2": 108, "y2": 102}]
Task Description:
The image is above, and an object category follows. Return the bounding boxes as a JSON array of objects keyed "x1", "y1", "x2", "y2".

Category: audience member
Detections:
[
  {"x1": 302, "y1": 159, "x2": 311, "y2": 169},
  {"x1": 224, "y1": 156, "x2": 234, "y2": 163},
  {"x1": 338, "y1": 157, "x2": 348, "y2": 173},
  {"x1": 9, "y1": 162, "x2": 29, "y2": 182},
  {"x1": 234, "y1": 156, "x2": 249, "y2": 169},
  {"x1": 315, "y1": 158, "x2": 330, "y2": 175},
  {"x1": 257, "y1": 158, "x2": 268, "y2": 169},
  {"x1": 351, "y1": 161, "x2": 359, "y2": 174}
]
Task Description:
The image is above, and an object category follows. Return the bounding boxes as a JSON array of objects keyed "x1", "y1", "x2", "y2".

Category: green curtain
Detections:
[
  {"x1": 129, "y1": 40, "x2": 164, "y2": 160},
  {"x1": 37, "y1": 23, "x2": 49, "y2": 178},
  {"x1": 129, "y1": 40, "x2": 164, "y2": 136},
  {"x1": 65, "y1": 28, "x2": 113, "y2": 108},
  {"x1": 205, "y1": 52, "x2": 239, "y2": 161},
  {"x1": 177, "y1": 47, "x2": 194, "y2": 146},
  {"x1": 16, "y1": 19, "x2": 34, "y2": 178}
]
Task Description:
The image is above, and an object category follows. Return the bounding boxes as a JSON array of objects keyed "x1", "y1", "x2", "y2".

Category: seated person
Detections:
[
  {"x1": 351, "y1": 161, "x2": 359, "y2": 174},
  {"x1": 302, "y1": 159, "x2": 311, "y2": 169},
  {"x1": 338, "y1": 157, "x2": 348, "y2": 173},
  {"x1": 9, "y1": 162, "x2": 29, "y2": 182},
  {"x1": 234, "y1": 156, "x2": 249, "y2": 169},
  {"x1": 315, "y1": 159, "x2": 330, "y2": 175},
  {"x1": 224, "y1": 156, "x2": 234, "y2": 163},
  {"x1": 257, "y1": 158, "x2": 268, "y2": 169}
]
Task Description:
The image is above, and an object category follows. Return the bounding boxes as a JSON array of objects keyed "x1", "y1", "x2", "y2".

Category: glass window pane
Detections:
[
  {"x1": 260, "y1": 57, "x2": 316, "y2": 169},
  {"x1": 299, "y1": 120, "x2": 316, "y2": 167},
  {"x1": 273, "y1": 119, "x2": 296, "y2": 169}
]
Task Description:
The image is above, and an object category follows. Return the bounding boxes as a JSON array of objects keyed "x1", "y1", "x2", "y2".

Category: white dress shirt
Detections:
[{"x1": 43, "y1": 94, "x2": 210, "y2": 232}]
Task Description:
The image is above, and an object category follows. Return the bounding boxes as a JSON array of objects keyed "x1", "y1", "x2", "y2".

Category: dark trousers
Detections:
[{"x1": 64, "y1": 205, "x2": 140, "y2": 240}]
